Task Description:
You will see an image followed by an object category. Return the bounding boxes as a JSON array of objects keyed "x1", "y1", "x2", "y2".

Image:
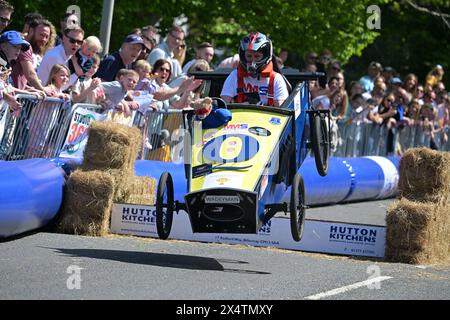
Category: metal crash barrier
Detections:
[
  {"x1": 0, "y1": 95, "x2": 105, "y2": 161},
  {"x1": 2, "y1": 94, "x2": 448, "y2": 162},
  {"x1": 136, "y1": 109, "x2": 185, "y2": 162},
  {"x1": 0, "y1": 94, "x2": 71, "y2": 160},
  {"x1": 333, "y1": 121, "x2": 450, "y2": 157}
]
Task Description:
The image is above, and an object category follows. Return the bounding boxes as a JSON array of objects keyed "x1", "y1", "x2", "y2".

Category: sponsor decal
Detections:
[
  {"x1": 192, "y1": 163, "x2": 213, "y2": 178},
  {"x1": 203, "y1": 134, "x2": 260, "y2": 163},
  {"x1": 329, "y1": 225, "x2": 378, "y2": 244},
  {"x1": 203, "y1": 173, "x2": 244, "y2": 189},
  {"x1": 258, "y1": 220, "x2": 272, "y2": 235},
  {"x1": 249, "y1": 127, "x2": 271, "y2": 137},
  {"x1": 269, "y1": 117, "x2": 281, "y2": 125},
  {"x1": 223, "y1": 123, "x2": 248, "y2": 130},
  {"x1": 204, "y1": 195, "x2": 240, "y2": 204},
  {"x1": 216, "y1": 177, "x2": 230, "y2": 185},
  {"x1": 121, "y1": 206, "x2": 156, "y2": 224}
]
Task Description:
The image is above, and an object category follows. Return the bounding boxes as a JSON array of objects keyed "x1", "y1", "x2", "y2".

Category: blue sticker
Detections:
[
  {"x1": 202, "y1": 134, "x2": 260, "y2": 163},
  {"x1": 269, "y1": 117, "x2": 281, "y2": 125}
]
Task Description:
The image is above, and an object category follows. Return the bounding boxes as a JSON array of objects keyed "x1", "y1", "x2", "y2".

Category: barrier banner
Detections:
[
  {"x1": 111, "y1": 203, "x2": 386, "y2": 258},
  {"x1": 59, "y1": 108, "x2": 107, "y2": 158}
]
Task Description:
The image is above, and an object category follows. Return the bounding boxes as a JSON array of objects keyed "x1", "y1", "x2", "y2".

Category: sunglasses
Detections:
[
  {"x1": 170, "y1": 33, "x2": 184, "y2": 42},
  {"x1": 159, "y1": 67, "x2": 170, "y2": 73},
  {"x1": 66, "y1": 35, "x2": 83, "y2": 46},
  {"x1": 142, "y1": 34, "x2": 156, "y2": 44},
  {"x1": 0, "y1": 16, "x2": 11, "y2": 25}
]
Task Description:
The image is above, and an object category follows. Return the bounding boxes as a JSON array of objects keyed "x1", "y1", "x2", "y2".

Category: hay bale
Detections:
[
  {"x1": 385, "y1": 198, "x2": 450, "y2": 264},
  {"x1": 56, "y1": 170, "x2": 115, "y2": 236},
  {"x1": 93, "y1": 169, "x2": 156, "y2": 204},
  {"x1": 398, "y1": 148, "x2": 450, "y2": 205},
  {"x1": 82, "y1": 121, "x2": 141, "y2": 172},
  {"x1": 126, "y1": 176, "x2": 157, "y2": 205}
]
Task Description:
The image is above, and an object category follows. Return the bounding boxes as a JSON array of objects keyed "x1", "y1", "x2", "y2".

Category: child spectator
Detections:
[
  {"x1": 44, "y1": 64, "x2": 71, "y2": 100},
  {"x1": 71, "y1": 54, "x2": 104, "y2": 104},
  {"x1": 132, "y1": 59, "x2": 157, "y2": 114},
  {"x1": 99, "y1": 69, "x2": 139, "y2": 116},
  {"x1": 68, "y1": 35, "x2": 103, "y2": 82},
  {"x1": 133, "y1": 59, "x2": 153, "y2": 91}
]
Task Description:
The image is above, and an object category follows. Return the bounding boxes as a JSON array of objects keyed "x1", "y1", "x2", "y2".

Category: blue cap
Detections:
[
  {"x1": 0, "y1": 31, "x2": 30, "y2": 50},
  {"x1": 390, "y1": 77, "x2": 403, "y2": 85},
  {"x1": 124, "y1": 34, "x2": 145, "y2": 47}
]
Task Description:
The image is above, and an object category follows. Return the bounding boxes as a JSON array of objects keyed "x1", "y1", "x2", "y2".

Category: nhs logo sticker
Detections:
[{"x1": 269, "y1": 117, "x2": 281, "y2": 125}]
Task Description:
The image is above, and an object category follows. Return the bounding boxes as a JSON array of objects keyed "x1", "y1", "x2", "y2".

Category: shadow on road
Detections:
[{"x1": 47, "y1": 247, "x2": 271, "y2": 275}]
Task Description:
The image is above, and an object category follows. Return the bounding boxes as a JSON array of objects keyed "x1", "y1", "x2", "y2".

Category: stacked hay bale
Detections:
[
  {"x1": 385, "y1": 148, "x2": 450, "y2": 264},
  {"x1": 57, "y1": 121, "x2": 156, "y2": 236}
]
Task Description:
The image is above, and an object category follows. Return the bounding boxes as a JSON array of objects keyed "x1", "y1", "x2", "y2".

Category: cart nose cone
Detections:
[{"x1": 184, "y1": 188, "x2": 259, "y2": 234}]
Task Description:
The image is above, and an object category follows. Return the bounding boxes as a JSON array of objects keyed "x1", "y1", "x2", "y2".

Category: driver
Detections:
[{"x1": 220, "y1": 32, "x2": 289, "y2": 107}]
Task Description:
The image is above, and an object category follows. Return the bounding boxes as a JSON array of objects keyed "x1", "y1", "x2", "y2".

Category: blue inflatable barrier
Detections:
[
  {"x1": 282, "y1": 156, "x2": 400, "y2": 205},
  {"x1": 0, "y1": 156, "x2": 400, "y2": 238},
  {"x1": 0, "y1": 159, "x2": 66, "y2": 238},
  {"x1": 298, "y1": 157, "x2": 354, "y2": 206}
]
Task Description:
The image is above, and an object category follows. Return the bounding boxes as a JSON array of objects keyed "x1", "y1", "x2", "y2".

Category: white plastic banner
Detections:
[
  {"x1": 59, "y1": 108, "x2": 107, "y2": 158},
  {"x1": 111, "y1": 204, "x2": 386, "y2": 258}
]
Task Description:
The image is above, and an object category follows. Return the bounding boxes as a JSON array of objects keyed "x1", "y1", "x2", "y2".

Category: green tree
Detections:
[
  {"x1": 344, "y1": 0, "x2": 450, "y2": 85},
  {"x1": 8, "y1": 0, "x2": 388, "y2": 66}
]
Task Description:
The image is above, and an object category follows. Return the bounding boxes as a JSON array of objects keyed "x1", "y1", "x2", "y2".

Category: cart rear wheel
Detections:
[
  {"x1": 156, "y1": 172, "x2": 174, "y2": 240},
  {"x1": 290, "y1": 173, "x2": 306, "y2": 242},
  {"x1": 310, "y1": 112, "x2": 330, "y2": 176}
]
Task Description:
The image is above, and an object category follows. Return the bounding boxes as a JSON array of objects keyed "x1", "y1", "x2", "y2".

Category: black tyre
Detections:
[
  {"x1": 156, "y1": 172, "x2": 174, "y2": 240},
  {"x1": 290, "y1": 173, "x2": 306, "y2": 242},
  {"x1": 310, "y1": 112, "x2": 330, "y2": 176}
]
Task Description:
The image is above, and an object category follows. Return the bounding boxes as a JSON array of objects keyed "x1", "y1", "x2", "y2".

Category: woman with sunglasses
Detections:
[{"x1": 150, "y1": 59, "x2": 200, "y2": 111}]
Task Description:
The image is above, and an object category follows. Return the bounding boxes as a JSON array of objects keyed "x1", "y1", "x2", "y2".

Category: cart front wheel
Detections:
[
  {"x1": 310, "y1": 112, "x2": 330, "y2": 176},
  {"x1": 290, "y1": 173, "x2": 306, "y2": 242},
  {"x1": 156, "y1": 172, "x2": 174, "y2": 240}
]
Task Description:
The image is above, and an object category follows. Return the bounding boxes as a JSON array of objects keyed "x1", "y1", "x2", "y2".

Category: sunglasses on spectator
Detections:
[
  {"x1": 142, "y1": 34, "x2": 156, "y2": 44},
  {"x1": 308, "y1": 55, "x2": 317, "y2": 60},
  {"x1": 170, "y1": 33, "x2": 184, "y2": 42},
  {"x1": 65, "y1": 35, "x2": 83, "y2": 45},
  {"x1": 159, "y1": 67, "x2": 170, "y2": 73},
  {"x1": 0, "y1": 16, "x2": 11, "y2": 25}
]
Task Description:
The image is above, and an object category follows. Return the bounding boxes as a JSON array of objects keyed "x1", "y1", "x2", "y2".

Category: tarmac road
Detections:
[{"x1": 1, "y1": 200, "x2": 449, "y2": 301}]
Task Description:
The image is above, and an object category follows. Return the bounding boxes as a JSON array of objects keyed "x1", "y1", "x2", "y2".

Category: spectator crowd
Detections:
[{"x1": 0, "y1": 0, "x2": 449, "y2": 158}]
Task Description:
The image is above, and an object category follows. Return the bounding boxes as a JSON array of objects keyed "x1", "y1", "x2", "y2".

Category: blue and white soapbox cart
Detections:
[{"x1": 155, "y1": 71, "x2": 330, "y2": 242}]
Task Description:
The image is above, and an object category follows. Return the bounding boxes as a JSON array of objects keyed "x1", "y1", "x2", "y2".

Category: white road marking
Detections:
[{"x1": 304, "y1": 276, "x2": 393, "y2": 300}]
